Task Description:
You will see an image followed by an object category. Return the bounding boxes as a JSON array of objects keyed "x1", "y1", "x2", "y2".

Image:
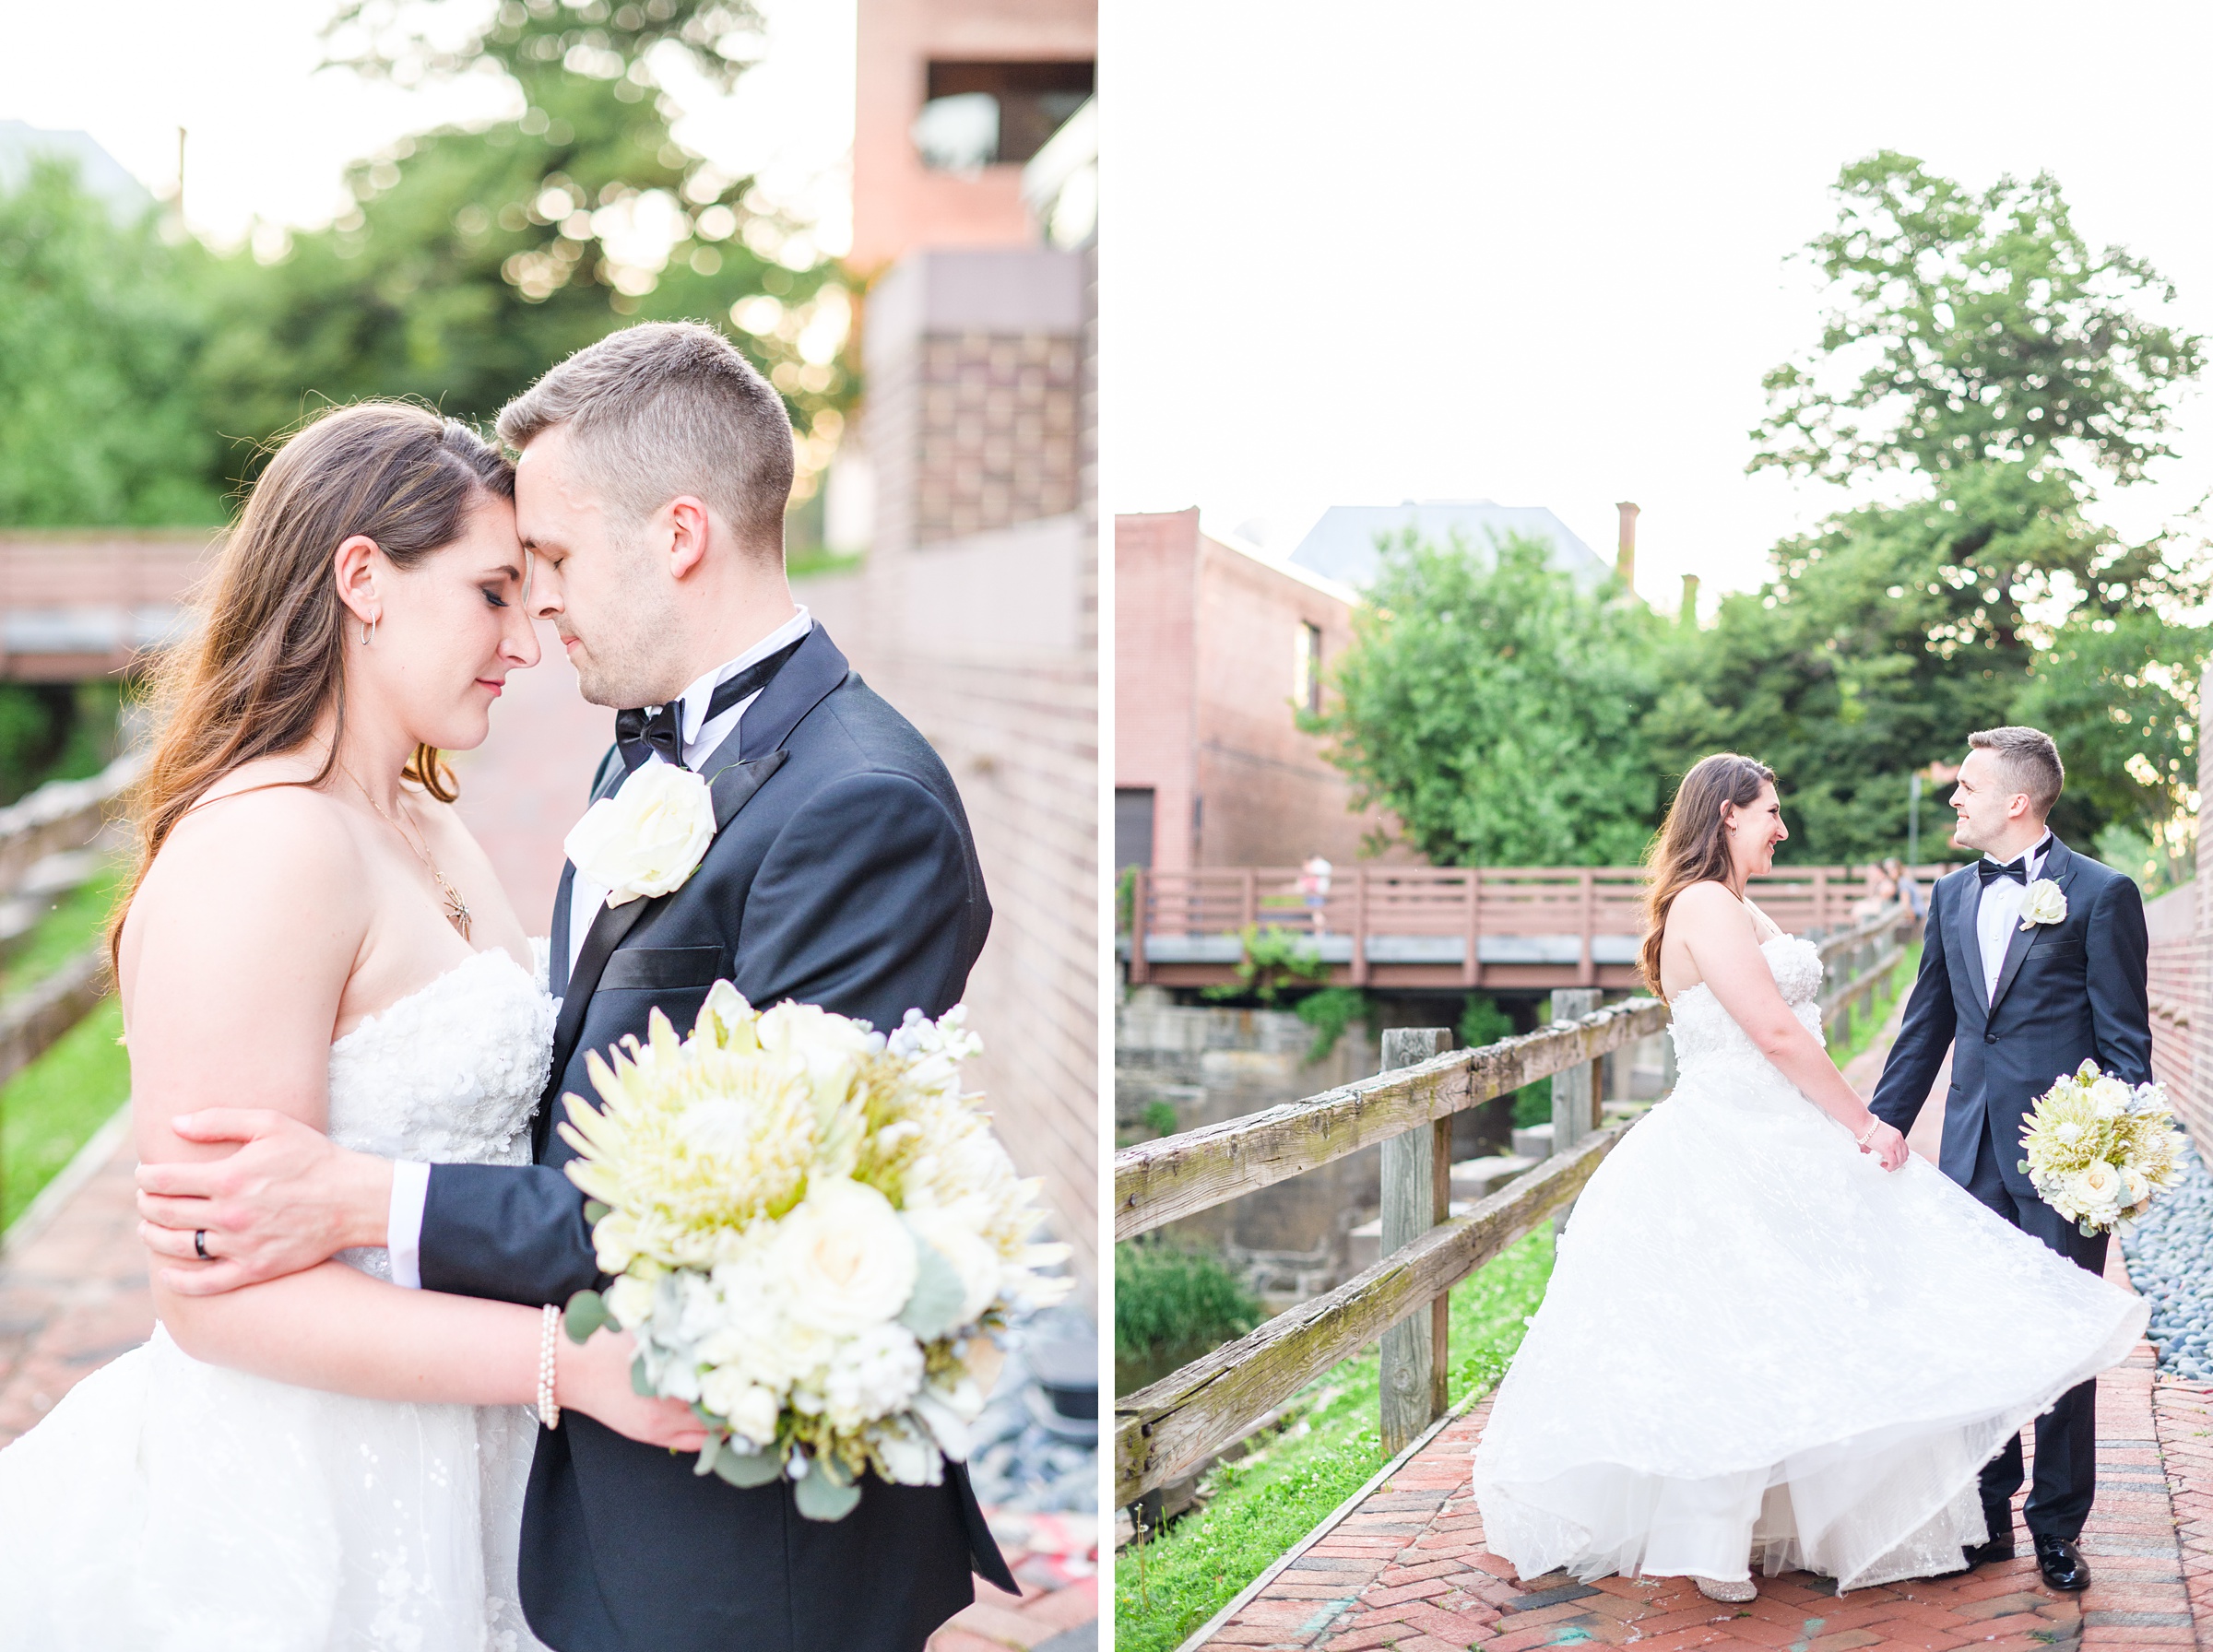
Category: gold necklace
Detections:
[{"x1": 348, "y1": 770, "x2": 473, "y2": 942}]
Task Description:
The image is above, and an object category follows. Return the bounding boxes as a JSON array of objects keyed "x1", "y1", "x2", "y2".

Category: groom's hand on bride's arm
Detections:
[{"x1": 134, "y1": 1109, "x2": 393, "y2": 1296}]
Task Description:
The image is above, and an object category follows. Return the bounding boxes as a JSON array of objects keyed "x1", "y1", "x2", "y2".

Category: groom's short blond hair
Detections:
[
  {"x1": 1970, "y1": 726, "x2": 2065, "y2": 817},
  {"x1": 496, "y1": 321, "x2": 794, "y2": 560}
]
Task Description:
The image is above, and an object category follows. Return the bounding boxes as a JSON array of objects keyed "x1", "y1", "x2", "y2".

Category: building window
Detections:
[
  {"x1": 914, "y1": 61, "x2": 1095, "y2": 171},
  {"x1": 1115, "y1": 787, "x2": 1155, "y2": 871},
  {"x1": 1293, "y1": 621, "x2": 1322, "y2": 715}
]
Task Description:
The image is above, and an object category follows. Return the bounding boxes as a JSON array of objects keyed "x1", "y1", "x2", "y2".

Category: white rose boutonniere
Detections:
[
  {"x1": 2019, "y1": 877, "x2": 2067, "y2": 931},
  {"x1": 565, "y1": 763, "x2": 717, "y2": 907}
]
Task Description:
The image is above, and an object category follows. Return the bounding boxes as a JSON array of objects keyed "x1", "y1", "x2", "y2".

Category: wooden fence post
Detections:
[{"x1": 1379, "y1": 1026, "x2": 1450, "y2": 1454}]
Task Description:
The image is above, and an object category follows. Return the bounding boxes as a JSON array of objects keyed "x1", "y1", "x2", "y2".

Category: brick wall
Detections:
[
  {"x1": 1115, "y1": 509, "x2": 1390, "y2": 872},
  {"x1": 2145, "y1": 661, "x2": 2213, "y2": 1145}
]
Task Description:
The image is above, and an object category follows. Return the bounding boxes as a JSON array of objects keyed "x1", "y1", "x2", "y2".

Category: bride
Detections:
[
  {"x1": 0, "y1": 403, "x2": 709, "y2": 1648},
  {"x1": 1470, "y1": 753, "x2": 2147, "y2": 1599}
]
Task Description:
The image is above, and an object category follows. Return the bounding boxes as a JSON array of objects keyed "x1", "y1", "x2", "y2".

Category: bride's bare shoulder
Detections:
[
  {"x1": 139, "y1": 760, "x2": 369, "y2": 914},
  {"x1": 1668, "y1": 880, "x2": 1741, "y2": 920}
]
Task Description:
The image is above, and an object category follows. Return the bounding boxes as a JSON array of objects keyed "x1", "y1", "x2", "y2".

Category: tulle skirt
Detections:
[
  {"x1": 1470, "y1": 1051, "x2": 2148, "y2": 1590},
  {"x1": 0, "y1": 1324, "x2": 545, "y2": 1650}
]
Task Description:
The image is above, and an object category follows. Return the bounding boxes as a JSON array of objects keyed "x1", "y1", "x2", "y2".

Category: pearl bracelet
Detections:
[
  {"x1": 1856, "y1": 1119, "x2": 1882, "y2": 1148},
  {"x1": 537, "y1": 1303, "x2": 562, "y2": 1431}
]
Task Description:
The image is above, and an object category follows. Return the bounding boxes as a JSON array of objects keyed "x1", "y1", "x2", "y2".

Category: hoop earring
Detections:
[{"x1": 362, "y1": 615, "x2": 378, "y2": 646}]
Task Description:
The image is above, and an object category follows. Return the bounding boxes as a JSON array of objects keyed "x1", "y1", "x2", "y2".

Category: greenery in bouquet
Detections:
[
  {"x1": 558, "y1": 983, "x2": 1069, "y2": 1520},
  {"x1": 2018, "y1": 1061, "x2": 2183, "y2": 1237}
]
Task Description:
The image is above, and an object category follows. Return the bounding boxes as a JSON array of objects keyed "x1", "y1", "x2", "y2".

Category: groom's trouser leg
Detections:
[{"x1": 1963, "y1": 1113, "x2": 2107, "y2": 1543}]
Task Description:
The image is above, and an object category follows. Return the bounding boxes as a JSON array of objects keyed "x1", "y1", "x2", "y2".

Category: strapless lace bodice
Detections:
[
  {"x1": 1667, "y1": 934, "x2": 1825, "y2": 1070},
  {"x1": 329, "y1": 945, "x2": 554, "y2": 1280}
]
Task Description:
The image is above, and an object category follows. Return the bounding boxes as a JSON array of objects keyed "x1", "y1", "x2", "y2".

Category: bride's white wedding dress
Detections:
[
  {"x1": 0, "y1": 946, "x2": 557, "y2": 1650},
  {"x1": 1471, "y1": 935, "x2": 2148, "y2": 1591}
]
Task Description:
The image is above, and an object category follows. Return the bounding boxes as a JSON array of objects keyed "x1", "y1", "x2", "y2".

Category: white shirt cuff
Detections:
[{"x1": 386, "y1": 1160, "x2": 431, "y2": 1290}]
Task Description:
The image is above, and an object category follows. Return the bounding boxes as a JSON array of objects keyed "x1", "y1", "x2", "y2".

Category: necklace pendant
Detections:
[{"x1": 444, "y1": 888, "x2": 473, "y2": 942}]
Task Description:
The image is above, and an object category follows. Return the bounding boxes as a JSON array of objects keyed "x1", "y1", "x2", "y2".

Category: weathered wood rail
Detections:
[
  {"x1": 1114, "y1": 908, "x2": 1919, "y2": 1511},
  {"x1": 1123, "y1": 862, "x2": 1950, "y2": 990}
]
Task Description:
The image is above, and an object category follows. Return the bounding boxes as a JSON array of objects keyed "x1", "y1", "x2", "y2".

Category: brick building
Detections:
[
  {"x1": 1115, "y1": 509, "x2": 1380, "y2": 874},
  {"x1": 804, "y1": 0, "x2": 1099, "y2": 1298}
]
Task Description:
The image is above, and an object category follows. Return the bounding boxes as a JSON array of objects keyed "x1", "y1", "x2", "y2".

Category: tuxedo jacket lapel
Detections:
[
  {"x1": 533, "y1": 749, "x2": 794, "y2": 1153},
  {"x1": 1944, "y1": 872, "x2": 1986, "y2": 1027},
  {"x1": 1986, "y1": 835, "x2": 2074, "y2": 1020}
]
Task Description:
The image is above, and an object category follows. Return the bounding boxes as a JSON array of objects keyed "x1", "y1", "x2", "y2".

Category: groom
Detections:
[
  {"x1": 134, "y1": 323, "x2": 1013, "y2": 1649},
  {"x1": 1869, "y1": 725, "x2": 2151, "y2": 1594}
]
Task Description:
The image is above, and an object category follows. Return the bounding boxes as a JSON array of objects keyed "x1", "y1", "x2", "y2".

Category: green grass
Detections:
[
  {"x1": 0, "y1": 996, "x2": 128, "y2": 1230},
  {"x1": 0, "y1": 860, "x2": 129, "y2": 1231},
  {"x1": 1831, "y1": 941, "x2": 1922, "y2": 1070},
  {"x1": 1115, "y1": 1231, "x2": 1555, "y2": 1652}
]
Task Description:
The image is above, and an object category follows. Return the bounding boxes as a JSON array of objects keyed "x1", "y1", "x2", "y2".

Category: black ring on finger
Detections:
[{"x1": 194, "y1": 1229, "x2": 209, "y2": 1261}]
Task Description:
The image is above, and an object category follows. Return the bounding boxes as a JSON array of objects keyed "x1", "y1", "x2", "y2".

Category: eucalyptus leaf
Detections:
[
  {"x1": 630, "y1": 1355, "x2": 655, "y2": 1397},
  {"x1": 793, "y1": 1468, "x2": 862, "y2": 1521},
  {"x1": 712, "y1": 1444, "x2": 787, "y2": 1488},
  {"x1": 899, "y1": 1240, "x2": 967, "y2": 1342},
  {"x1": 693, "y1": 1436, "x2": 723, "y2": 1477},
  {"x1": 564, "y1": 1289, "x2": 609, "y2": 1345},
  {"x1": 584, "y1": 1200, "x2": 611, "y2": 1225}
]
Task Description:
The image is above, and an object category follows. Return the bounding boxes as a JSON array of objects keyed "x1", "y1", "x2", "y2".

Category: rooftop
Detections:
[{"x1": 1289, "y1": 499, "x2": 1606, "y2": 588}]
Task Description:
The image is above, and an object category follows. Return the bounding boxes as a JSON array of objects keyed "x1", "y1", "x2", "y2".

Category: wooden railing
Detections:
[
  {"x1": 1123, "y1": 863, "x2": 1949, "y2": 988},
  {"x1": 1113, "y1": 905, "x2": 1917, "y2": 1510}
]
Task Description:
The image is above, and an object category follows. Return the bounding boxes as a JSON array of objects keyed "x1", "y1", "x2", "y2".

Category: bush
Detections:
[
  {"x1": 1115, "y1": 1241, "x2": 1262, "y2": 1369},
  {"x1": 1294, "y1": 986, "x2": 1369, "y2": 1063},
  {"x1": 1461, "y1": 993, "x2": 1551, "y2": 1127}
]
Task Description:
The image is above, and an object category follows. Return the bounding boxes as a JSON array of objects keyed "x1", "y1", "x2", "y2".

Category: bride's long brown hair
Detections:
[
  {"x1": 1639, "y1": 753, "x2": 1778, "y2": 998},
  {"x1": 110, "y1": 402, "x2": 514, "y2": 965}
]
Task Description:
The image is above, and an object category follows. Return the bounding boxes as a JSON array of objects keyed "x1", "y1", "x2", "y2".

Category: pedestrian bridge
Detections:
[
  {"x1": 1120, "y1": 863, "x2": 1944, "y2": 991},
  {"x1": 0, "y1": 532, "x2": 214, "y2": 681}
]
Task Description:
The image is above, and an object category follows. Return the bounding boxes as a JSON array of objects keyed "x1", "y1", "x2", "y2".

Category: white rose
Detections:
[
  {"x1": 2089, "y1": 1077, "x2": 2132, "y2": 1118},
  {"x1": 2019, "y1": 877, "x2": 2068, "y2": 930},
  {"x1": 775, "y1": 1179, "x2": 919, "y2": 1336},
  {"x1": 2123, "y1": 1167, "x2": 2151, "y2": 1208},
  {"x1": 565, "y1": 763, "x2": 717, "y2": 908},
  {"x1": 605, "y1": 1272, "x2": 656, "y2": 1331},
  {"x1": 2072, "y1": 1161, "x2": 2121, "y2": 1208},
  {"x1": 905, "y1": 1208, "x2": 1004, "y2": 1326}
]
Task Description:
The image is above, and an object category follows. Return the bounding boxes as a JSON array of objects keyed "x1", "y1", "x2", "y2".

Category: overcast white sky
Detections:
[
  {"x1": 1102, "y1": 0, "x2": 2213, "y2": 606},
  {"x1": 0, "y1": 0, "x2": 856, "y2": 250}
]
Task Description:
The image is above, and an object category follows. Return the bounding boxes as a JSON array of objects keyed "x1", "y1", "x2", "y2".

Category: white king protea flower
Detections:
[{"x1": 2019, "y1": 877, "x2": 2067, "y2": 931}]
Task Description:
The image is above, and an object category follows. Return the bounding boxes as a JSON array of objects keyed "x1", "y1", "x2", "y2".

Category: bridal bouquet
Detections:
[
  {"x1": 557, "y1": 983, "x2": 1070, "y2": 1520},
  {"x1": 2018, "y1": 1061, "x2": 2184, "y2": 1237}
]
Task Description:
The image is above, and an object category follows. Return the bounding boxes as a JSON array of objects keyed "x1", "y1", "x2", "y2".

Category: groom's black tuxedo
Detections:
[
  {"x1": 1869, "y1": 832, "x2": 2150, "y2": 1544},
  {"x1": 415, "y1": 624, "x2": 1015, "y2": 1652}
]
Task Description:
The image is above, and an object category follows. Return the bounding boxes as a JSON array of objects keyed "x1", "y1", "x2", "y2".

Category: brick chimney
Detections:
[{"x1": 1615, "y1": 501, "x2": 1639, "y2": 587}]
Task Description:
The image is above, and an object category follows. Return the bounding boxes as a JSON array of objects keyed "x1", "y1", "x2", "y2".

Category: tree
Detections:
[
  {"x1": 192, "y1": 0, "x2": 851, "y2": 495},
  {"x1": 1306, "y1": 532, "x2": 1663, "y2": 867},
  {"x1": 1753, "y1": 150, "x2": 2204, "y2": 487},
  {"x1": 0, "y1": 160, "x2": 225, "y2": 525},
  {"x1": 1666, "y1": 153, "x2": 2211, "y2": 862}
]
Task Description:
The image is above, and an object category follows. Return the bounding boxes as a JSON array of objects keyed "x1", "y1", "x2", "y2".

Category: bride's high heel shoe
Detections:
[{"x1": 1694, "y1": 1575, "x2": 1757, "y2": 1603}]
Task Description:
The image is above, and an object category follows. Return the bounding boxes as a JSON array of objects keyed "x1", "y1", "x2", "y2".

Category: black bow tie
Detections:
[
  {"x1": 1979, "y1": 857, "x2": 2028, "y2": 886},
  {"x1": 616, "y1": 634, "x2": 806, "y2": 773}
]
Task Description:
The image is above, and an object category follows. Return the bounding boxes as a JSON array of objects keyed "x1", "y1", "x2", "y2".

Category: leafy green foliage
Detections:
[
  {"x1": 1305, "y1": 531, "x2": 1663, "y2": 867},
  {"x1": 0, "y1": 161, "x2": 225, "y2": 526},
  {"x1": 1114, "y1": 1232, "x2": 1555, "y2": 1652},
  {"x1": 1292, "y1": 986, "x2": 1369, "y2": 1064},
  {"x1": 1199, "y1": 925, "x2": 1328, "y2": 1007},
  {"x1": 1113, "y1": 1241, "x2": 1262, "y2": 1369},
  {"x1": 1140, "y1": 1099, "x2": 1180, "y2": 1138},
  {"x1": 1753, "y1": 151, "x2": 2204, "y2": 486}
]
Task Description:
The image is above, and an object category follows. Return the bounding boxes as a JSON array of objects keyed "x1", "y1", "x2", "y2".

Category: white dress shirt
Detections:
[
  {"x1": 1973, "y1": 835, "x2": 2051, "y2": 1005},
  {"x1": 385, "y1": 607, "x2": 815, "y2": 1288}
]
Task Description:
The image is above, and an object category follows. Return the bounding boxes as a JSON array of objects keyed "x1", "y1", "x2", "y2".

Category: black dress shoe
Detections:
[
  {"x1": 1962, "y1": 1535, "x2": 2017, "y2": 1571},
  {"x1": 2034, "y1": 1534, "x2": 2089, "y2": 1592}
]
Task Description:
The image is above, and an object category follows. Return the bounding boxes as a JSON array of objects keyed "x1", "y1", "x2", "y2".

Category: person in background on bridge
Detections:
[
  {"x1": 1299, "y1": 852, "x2": 1332, "y2": 933},
  {"x1": 1868, "y1": 726, "x2": 2154, "y2": 1594},
  {"x1": 1471, "y1": 750, "x2": 2145, "y2": 1604}
]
